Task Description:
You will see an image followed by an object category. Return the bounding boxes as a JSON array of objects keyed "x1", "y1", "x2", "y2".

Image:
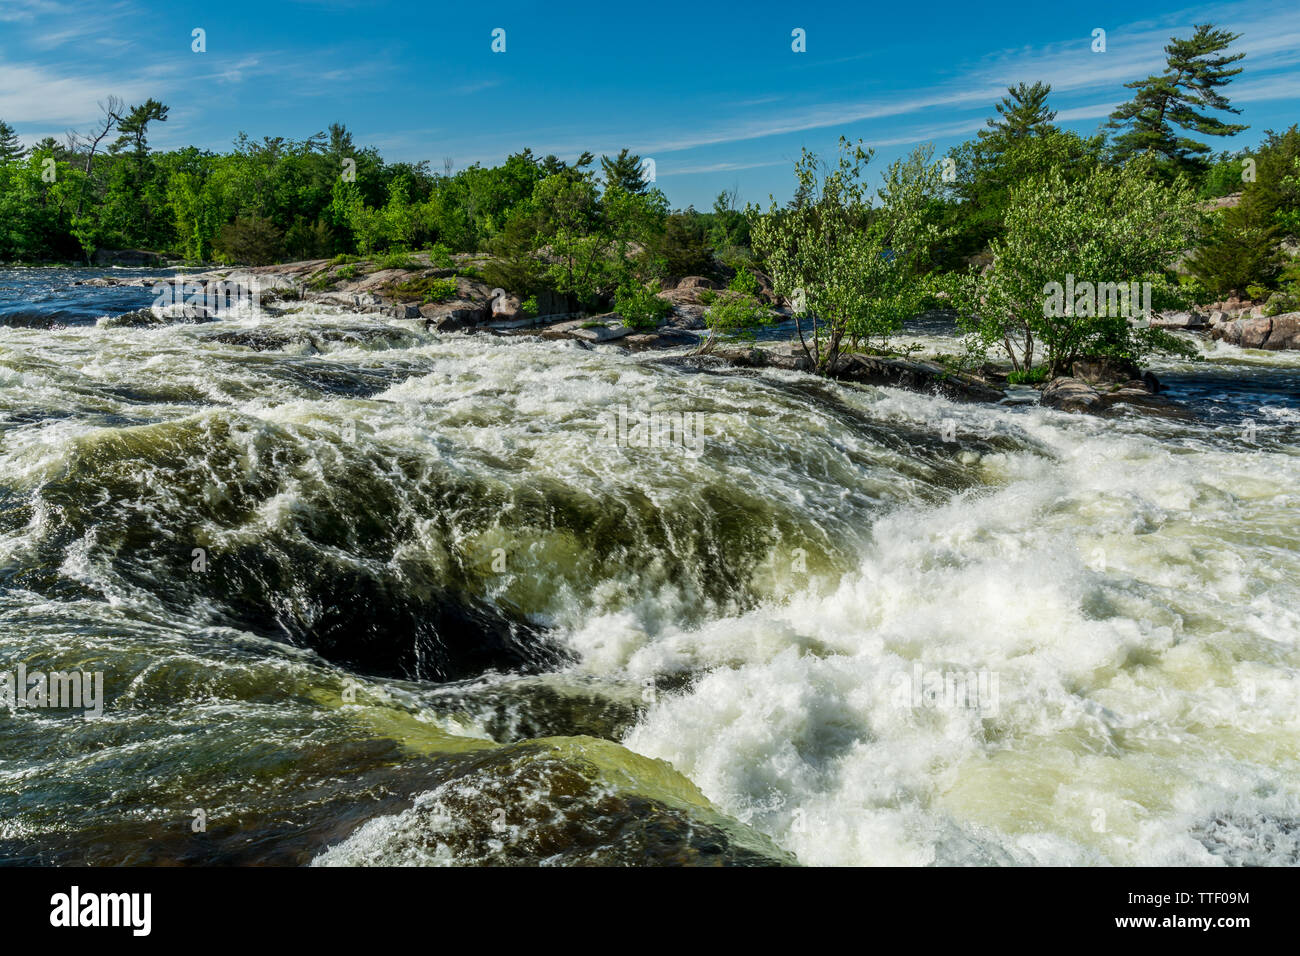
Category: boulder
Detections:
[
  {"x1": 1040, "y1": 376, "x2": 1191, "y2": 419},
  {"x1": 676, "y1": 276, "x2": 718, "y2": 290},
  {"x1": 1150, "y1": 311, "x2": 1208, "y2": 329},
  {"x1": 420, "y1": 299, "x2": 488, "y2": 331},
  {"x1": 569, "y1": 322, "x2": 632, "y2": 343},
  {"x1": 1213, "y1": 315, "x2": 1274, "y2": 348},
  {"x1": 1268, "y1": 312, "x2": 1300, "y2": 349},
  {"x1": 490, "y1": 292, "x2": 523, "y2": 321}
]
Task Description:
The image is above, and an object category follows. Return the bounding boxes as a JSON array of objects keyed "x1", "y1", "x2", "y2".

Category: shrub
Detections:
[
  {"x1": 213, "y1": 214, "x2": 283, "y2": 266},
  {"x1": 1007, "y1": 366, "x2": 1050, "y2": 385},
  {"x1": 1264, "y1": 292, "x2": 1298, "y2": 316},
  {"x1": 614, "y1": 284, "x2": 673, "y2": 330},
  {"x1": 388, "y1": 275, "x2": 458, "y2": 302},
  {"x1": 377, "y1": 249, "x2": 418, "y2": 270},
  {"x1": 425, "y1": 242, "x2": 455, "y2": 269}
]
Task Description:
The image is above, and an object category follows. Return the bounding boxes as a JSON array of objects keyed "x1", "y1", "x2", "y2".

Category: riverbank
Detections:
[{"x1": 92, "y1": 251, "x2": 1257, "y2": 419}]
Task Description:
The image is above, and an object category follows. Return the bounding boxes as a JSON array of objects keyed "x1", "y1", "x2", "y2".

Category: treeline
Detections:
[{"x1": 1, "y1": 22, "x2": 1297, "y2": 359}]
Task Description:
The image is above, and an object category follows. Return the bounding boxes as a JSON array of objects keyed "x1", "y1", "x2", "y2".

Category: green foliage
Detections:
[
  {"x1": 699, "y1": 280, "x2": 772, "y2": 351},
  {"x1": 954, "y1": 156, "x2": 1200, "y2": 375},
  {"x1": 1106, "y1": 24, "x2": 1248, "y2": 178},
  {"x1": 1006, "y1": 366, "x2": 1050, "y2": 385},
  {"x1": 424, "y1": 242, "x2": 454, "y2": 269},
  {"x1": 749, "y1": 139, "x2": 948, "y2": 373},
  {"x1": 601, "y1": 148, "x2": 648, "y2": 194},
  {"x1": 641, "y1": 210, "x2": 713, "y2": 279},
  {"x1": 942, "y1": 128, "x2": 1102, "y2": 264},
  {"x1": 978, "y1": 82, "x2": 1058, "y2": 148},
  {"x1": 1198, "y1": 151, "x2": 1250, "y2": 199},
  {"x1": 376, "y1": 248, "x2": 418, "y2": 270},
  {"x1": 614, "y1": 283, "x2": 672, "y2": 330},
  {"x1": 0, "y1": 120, "x2": 24, "y2": 163},
  {"x1": 1264, "y1": 291, "x2": 1299, "y2": 316},
  {"x1": 214, "y1": 213, "x2": 283, "y2": 265},
  {"x1": 387, "y1": 274, "x2": 458, "y2": 302}
]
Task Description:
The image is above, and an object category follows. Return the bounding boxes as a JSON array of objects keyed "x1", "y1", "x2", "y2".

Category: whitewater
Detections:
[{"x1": 1, "y1": 268, "x2": 1296, "y2": 866}]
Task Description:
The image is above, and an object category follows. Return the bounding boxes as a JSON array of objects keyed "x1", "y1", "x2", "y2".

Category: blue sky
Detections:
[{"x1": 2, "y1": 0, "x2": 1297, "y2": 208}]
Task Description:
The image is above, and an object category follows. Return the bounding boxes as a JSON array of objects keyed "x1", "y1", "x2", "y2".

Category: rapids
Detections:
[{"x1": 1, "y1": 267, "x2": 1297, "y2": 865}]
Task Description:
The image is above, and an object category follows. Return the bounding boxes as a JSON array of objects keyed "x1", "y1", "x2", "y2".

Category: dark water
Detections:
[{"x1": 0, "y1": 267, "x2": 174, "y2": 328}]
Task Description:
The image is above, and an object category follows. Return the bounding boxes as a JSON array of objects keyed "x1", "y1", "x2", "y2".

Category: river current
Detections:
[{"x1": 1, "y1": 267, "x2": 1297, "y2": 866}]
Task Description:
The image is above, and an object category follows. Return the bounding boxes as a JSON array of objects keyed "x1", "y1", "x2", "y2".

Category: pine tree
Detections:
[
  {"x1": 600, "y1": 148, "x2": 647, "y2": 193},
  {"x1": 977, "y1": 82, "x2": 1057, "y2": 149},
  {"x1": 0, "y1": 120, "x2": 24, "y2": 162},
  {"x1": 1107, "y1": 24, "x2": 1247, "y2": 176}
]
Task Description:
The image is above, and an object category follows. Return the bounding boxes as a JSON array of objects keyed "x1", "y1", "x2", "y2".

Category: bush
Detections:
[
  {"x1": 377, "y1": 249, "x2": 418, "y2": 270},
  {"x1": 1007, "y1": 366, "x2": 1050, "y2": 385},
  {"x1": 283, "y1": 218, "x2": 334, "y2": 261},
  {"x1": 213, "y1": 214, "x2": 283, "y2": 266},
  {"x1": 425, "y1": 242, "x2": 454, "y2": 269},
  {"x1": 1264, "y1": 292, "x2": 1298, "y2": 316},
  {"x1": 388, "y1": 275, "x2": 458, "y2": 302},
  {"x1": 614, "y1": 284, "x2": 673, "y2": 330}
]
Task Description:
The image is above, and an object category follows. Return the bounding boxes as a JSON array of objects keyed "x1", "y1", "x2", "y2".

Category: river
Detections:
[{"x1": 1, "y1": 266, "x2": 1297, "y2": 866}]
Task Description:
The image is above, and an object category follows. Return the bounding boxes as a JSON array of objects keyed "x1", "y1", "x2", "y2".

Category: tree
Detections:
[
  {"x1": 1188, "y1": 197, "x2": 1278, "y2": 299},
  {"x1": 978, "y1": 82, "x2": 1057, "y2": 149},
  {"x1": 749, "y1": 139, "x2": 947, "y2": 374},
  {"x1": 942, "y1": 128, "x2": 1101, "y2": 264},
  {"x1": 0, "y1": 120, "x2": 24, "y2": 163},
  {"x1": 601, "y1": 148, "x2": 648, "y2": 194},
  {"x1": 69, "y1": 95, "x2": 121, "y2": 231},
  {"x1": 1106, "y1": 24, "x2": 1247, "y2": 177},
  {"x1": 1188, "y1": 126, "x2": 1300, "y2": 297},
  {"x1": 954, "y1": 156, "x2": 1200, "y2": 375}
]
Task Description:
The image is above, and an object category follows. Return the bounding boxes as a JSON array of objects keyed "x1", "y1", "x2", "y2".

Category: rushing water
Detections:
[{"x1": 1, "y1": 266, "x2": 1297, "y2": 866}]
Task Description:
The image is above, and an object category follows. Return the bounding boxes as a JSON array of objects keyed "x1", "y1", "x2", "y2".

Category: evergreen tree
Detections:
[
  {"x1": 0, "y1": 120, "x2": 24, "y2": 162},
  {"x1": 977, "y1": 82, "x2": 1057, "y2": 150},
  {"x1": 600, "y1": 148, "x2": 648, "y2": 194},
  {"x1": 1106, "y1": 24, "x2": 1247, "y2": 176}
]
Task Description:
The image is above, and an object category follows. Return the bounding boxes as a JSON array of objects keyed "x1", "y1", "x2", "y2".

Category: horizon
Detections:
[{"x1": 2, "y1": 0, "x2": 1298, "y2": 209}]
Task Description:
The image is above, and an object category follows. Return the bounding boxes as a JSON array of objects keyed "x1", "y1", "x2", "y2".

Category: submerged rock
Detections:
[
  {"x1": 313, "y1": 736, "x2": 797, "y2": 866},
  {"x1": 684, "y1": 345, "x2": 1006, "y2": 403}
]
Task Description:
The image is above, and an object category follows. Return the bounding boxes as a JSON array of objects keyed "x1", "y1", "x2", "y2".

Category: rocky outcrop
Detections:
[
  {"x1": 1149, "y1": 310, "x2": 1210, "y2": 330},
  {"x1": 661, "y1": 345, "x2": 1006, "y2": 404},
  {"x1": 1040, "y1": 376, "x2": 1191, "y2": 419},
  {"x1": 1210, "y1": 312, "x2": 1300, "y2": 350}
]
